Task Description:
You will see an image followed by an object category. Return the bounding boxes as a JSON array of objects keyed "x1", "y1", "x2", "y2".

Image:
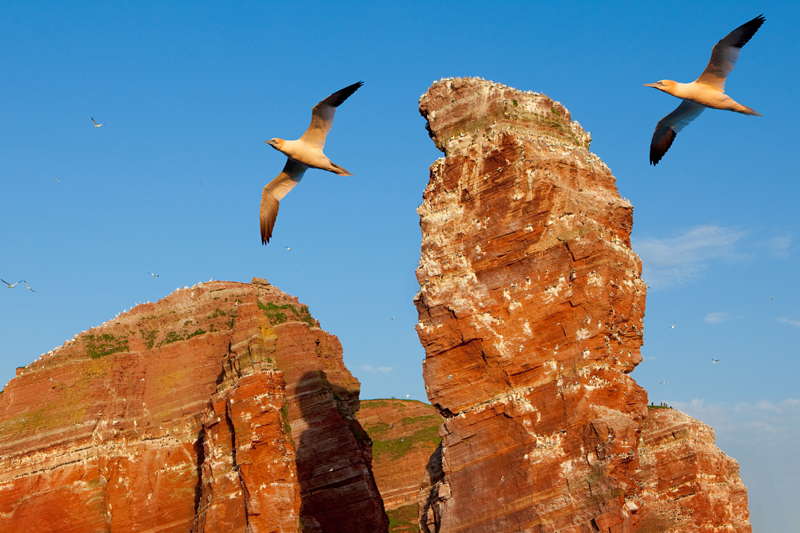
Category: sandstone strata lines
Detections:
[{"x1": 0, "y1": 279, "x2": 388, "y2": 533}]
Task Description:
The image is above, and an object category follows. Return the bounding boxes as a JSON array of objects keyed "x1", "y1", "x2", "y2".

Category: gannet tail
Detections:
[{"x1": 330, "y1": 163, "x2": 352, "y2": 176}]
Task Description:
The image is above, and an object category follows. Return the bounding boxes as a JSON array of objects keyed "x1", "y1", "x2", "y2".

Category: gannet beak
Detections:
[{"x1": 643, "y1": 83, "x2": 660, "y2": 88}]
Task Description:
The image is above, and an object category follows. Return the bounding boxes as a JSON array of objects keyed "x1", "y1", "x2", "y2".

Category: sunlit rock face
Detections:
[
  {"x1": 0, "y1": 280, "x2": 388, "y2": 533},
  {"x1": 414, "y1": 77, "x2": 750, "y2": 533},
  {"x1": 635, "y1": 408, "x2": 751, "y2": 533}
]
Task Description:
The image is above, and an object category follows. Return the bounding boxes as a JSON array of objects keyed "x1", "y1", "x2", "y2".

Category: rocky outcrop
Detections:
[
  {"x1": 356, "y1": 399, "x2": 443, "y2": 532},
  {"x1": 0, "y1": 279, "x2": 388, "y2": 533},
  {"x1": 635, "y1": 408, "x2": 751, "y2": 532},
  {"x1": 414, "y1": 77, "x2": 750, "y2": 532}
]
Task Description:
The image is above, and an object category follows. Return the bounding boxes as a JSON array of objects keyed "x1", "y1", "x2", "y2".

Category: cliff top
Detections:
[{"x1": 420, "y1": 77, "x2": 592, "y2": 155}]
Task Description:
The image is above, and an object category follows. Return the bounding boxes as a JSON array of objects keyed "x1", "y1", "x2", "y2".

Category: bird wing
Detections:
[
  {"x1": 91, "y1": 118, "x2": 98, "y2": 125},
  {"x1": 299, "y1": 81, "x2": 363, "y2": 151},
  {"x1": 650, "y1": 100, "x2": 706, "y2": 165},
  {"x1": 260, "y1": 158, "x2": 308, "y2": 244},
  {"x1": 695, "y1": 15, "x2": 765, "y2": 91}
]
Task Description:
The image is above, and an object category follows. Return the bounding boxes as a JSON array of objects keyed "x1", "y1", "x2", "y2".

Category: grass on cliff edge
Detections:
[
  {"x1": 84, "y1": 333, "x2": 129, "y2": 359},
  {"x1": 257, "y1": 300, "x2": 315, "y2": 327},
  {"x1": 371, "y1": 422, "x2": 441, "y2": 462},
  {"x1": 387, "y1": 503, "x2": 420, "y2": 533}
]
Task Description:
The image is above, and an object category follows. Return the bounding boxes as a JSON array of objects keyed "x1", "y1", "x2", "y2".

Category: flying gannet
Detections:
[
  {"x1": 260, "y1": 81, "x2": 364, "y2": 244},
  {"x1": 22, "y1": 281, "x2": 34, "y2": 292},
  {"x1": 1, "y1": 279, "x2": 23, "y2": 288},
  {"x1": 645, "y1": 15, "x2": 764, "y2": 165},
  {"x1": 91, "y1": 118, "x2": 105, "y2": 128}
]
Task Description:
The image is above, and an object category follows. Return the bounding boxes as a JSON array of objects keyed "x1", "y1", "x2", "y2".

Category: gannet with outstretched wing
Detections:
[
  {"x1": 91, "y1": 118, "x2": 105, "y2": 128},
  {"x1": 645, "y1": 15, "x2": 764, "y2": 165},
  {"x1": 260, "y1": 81, "x2": 363, "y2": 244}
]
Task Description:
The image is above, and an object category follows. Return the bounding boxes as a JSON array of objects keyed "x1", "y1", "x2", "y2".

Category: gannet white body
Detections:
[
  {"x1": 645, "y1": 15, "x2": 764, "y2": 165},
  {"x1": 260, "y1": 81, "x2": 363, "y2": 244},
  {"x1": 91, "y1": 118, "x2": 105, "y2": 128}
]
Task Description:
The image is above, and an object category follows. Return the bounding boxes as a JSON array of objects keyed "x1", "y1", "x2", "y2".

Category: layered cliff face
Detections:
[
  {"x1": 414, "y1": 78, "x2": 750, "y2": 532},
  {"x1": 0, "y1": 279, "x2": 388, "y2": 533},
  {"x1": 356, "y1": 399, "x2": 443, "y2": 532},
  {"x1": 635, "y1": 408, "x2": 751, "y2": 532}
]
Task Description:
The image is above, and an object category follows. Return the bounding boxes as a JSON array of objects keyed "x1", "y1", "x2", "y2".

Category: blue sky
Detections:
[{"x1": 0, "y1": 1, "x2": 796, "y2": 530}]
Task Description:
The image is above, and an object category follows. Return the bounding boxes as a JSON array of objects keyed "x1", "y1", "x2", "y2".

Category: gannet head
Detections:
[
  {"x1": 265, "y1": 138, "x2": 284, "y2": 150},
  {"x1": 643, "y1": 80, "x2": 676, "y2": 94}
]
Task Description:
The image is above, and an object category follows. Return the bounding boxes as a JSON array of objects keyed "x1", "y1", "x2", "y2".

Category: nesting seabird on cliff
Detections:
[
  {"x1": 260, "y1": 81, "x2": 363, "y2": 244},
  {"x1": 645, "y1": 15, "x2": 764, "y2": 165}
]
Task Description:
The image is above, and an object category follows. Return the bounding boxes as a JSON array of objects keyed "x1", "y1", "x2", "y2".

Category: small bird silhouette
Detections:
[
  {"x1": 1, "y1": 279, "x2": 22, "y2": 288},
  {"x1": 712, "y1": 358, "x2": 720, "y2": 363},
  {"x1": 22, "y1": 281, "x2": 34, "y2": 292},
  {"x1": 660, "y1": 381, "x2": 669, "y2": 385},
  {"x1": 55, "y1": 177, "x2": 60, "y2": 183},
  {"x1": 149, "y1": 272, "x2": 159, "y2": 277},
  {"x1": 91, "y1": 118, "x2": 105, "y2": 128},
  {"x1": 670, "y1": 323, "x2": 676, "y2": 329}
]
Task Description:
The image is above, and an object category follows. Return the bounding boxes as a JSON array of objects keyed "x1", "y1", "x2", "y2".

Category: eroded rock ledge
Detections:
[{"x1": 414, "y1": 77, "x2": 750, "y2": 533}]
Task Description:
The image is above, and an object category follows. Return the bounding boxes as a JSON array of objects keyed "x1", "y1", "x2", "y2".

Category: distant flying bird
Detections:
[
  {"x1": 1, "y1": 279, "x2": 22, "y2": 288},
  {"x1": 670, "y1": 323, "x2": 675, "y2": 329},
  {"x1": 149, "y1": 272, "x2": 159, "y2": 277},
  {"x1": 645, "y1": 15, "x2": 765, "y2": 165},
  {"x1": 712, "y1": 358, "x2": 720, "y2": 363},
  {"x1": 22, "y1": 281, "x2": 34, "y2": 292},
  {"x1": 771, "y1": 296, "x2": 775, "y2": 301},
  {"x1": 91, "y1": 118, "x2": 105, "y2": 128},
  {"x1": 260, "y1": 81, "x2": 364, "y2": 244},
  {"x1": 660, "y1": 381, "x2": 669, "y2": 385},
  {"x1": 285, "y1": 246, "x2": 291, "y2": 251},
  {"x1": 55, "y1": 177, "x2": 60, "y2": 183}
]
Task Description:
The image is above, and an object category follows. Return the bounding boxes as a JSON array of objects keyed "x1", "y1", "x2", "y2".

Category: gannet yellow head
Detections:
[
  {"x1": 643, "y1": 80, "x2": 677, "y2": 93},
  {"x1": 265, "y1": 138, "x2": 285, "y2": 150}
]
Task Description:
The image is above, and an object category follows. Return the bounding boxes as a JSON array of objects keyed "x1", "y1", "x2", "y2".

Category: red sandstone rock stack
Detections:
[
  {"x1": 414, "y1": 77, "x2": 751, "y2": 532},
  {"x1": 0, "y1": 279, "x2": 388, "y2": 533}
]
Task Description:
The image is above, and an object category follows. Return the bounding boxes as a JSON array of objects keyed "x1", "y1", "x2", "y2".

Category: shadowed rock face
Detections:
[
  {"x1": 414, "y1": 77, "x2": 750, "y2": 533},
  {"x1": 0, "y1": 279, "x2": 388, "y2": 533}
]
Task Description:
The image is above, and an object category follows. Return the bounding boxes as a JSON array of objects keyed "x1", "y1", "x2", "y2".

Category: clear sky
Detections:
[{"x1": 1, "y1": 1, "x2": 796, "y2": 530}]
